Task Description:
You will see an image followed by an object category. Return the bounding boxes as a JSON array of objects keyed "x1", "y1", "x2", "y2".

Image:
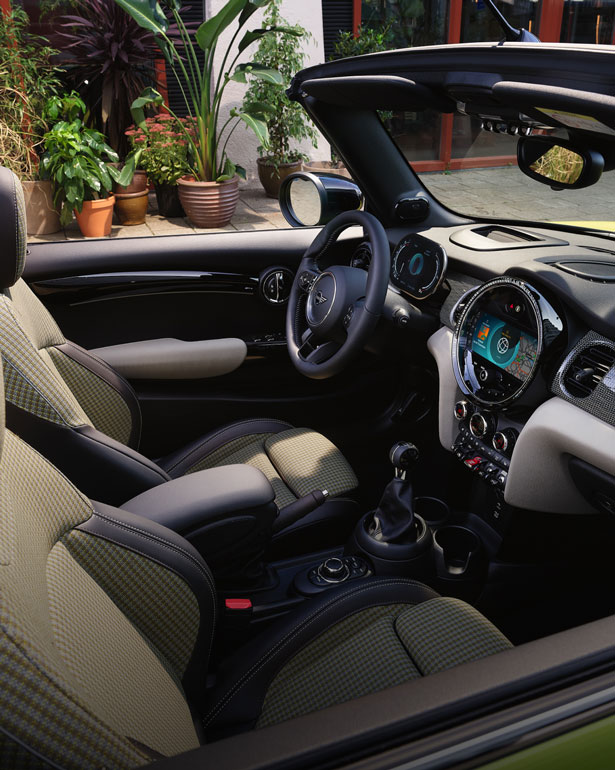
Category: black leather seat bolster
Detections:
[
  {"x1": 203, "y1": 577, "x2": 439, "y2": 736},
  {"x1": 81, "y1": 501, "x2": 216, "y2": 712},
  {"x1": 56, "y1": 340, "x2": 142, "y2": 448},
  {"x1": 160, "y1": 418, "x2": 294, "y2": 478},
  {"x1": 6, "y1": 402, "x2": 170, "y2": 505}
]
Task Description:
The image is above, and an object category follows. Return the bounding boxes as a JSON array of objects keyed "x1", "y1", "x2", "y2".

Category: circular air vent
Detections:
[
  {"x1": 563, "y1": 344, "x2": 615, "y2": 398},
  {"x1": 259, "y1": 267, "x2": 294, "y2": 305}
]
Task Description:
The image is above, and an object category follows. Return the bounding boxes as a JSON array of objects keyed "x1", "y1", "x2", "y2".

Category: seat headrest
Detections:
[{"x1": 0, "y1": 166, "x2": 27, "y2": 289}]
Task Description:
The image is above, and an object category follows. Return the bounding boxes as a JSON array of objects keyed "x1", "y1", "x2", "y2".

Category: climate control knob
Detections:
[
  {"x1": 492, "y1": 428, "x2": 518, "y2": 455},
  {"x1": 454, "y1": 400, "x2": 470, "y2": 420},
  {"x1": 469, "y1": 411, "x2": 495, "y2": 439}
]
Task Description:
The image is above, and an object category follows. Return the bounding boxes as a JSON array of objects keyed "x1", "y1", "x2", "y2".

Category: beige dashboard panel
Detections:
[
  {"x1": 92, "y1": 337, "x2": 247, "y2": 380},
  {"x1": 427, "y1": 326, "x2": 461, "y2": 451},
  {"x1": 505, "y1": 397, "x2": 615, "y2": 514}
]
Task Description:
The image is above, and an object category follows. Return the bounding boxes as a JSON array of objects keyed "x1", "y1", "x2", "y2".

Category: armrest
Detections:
[
  {"x1": 90, "y1": 337, "x2": 247, "y2": 379},
  {"x1": 122, "y1": 465, "x2": 277, "y2": 582}
]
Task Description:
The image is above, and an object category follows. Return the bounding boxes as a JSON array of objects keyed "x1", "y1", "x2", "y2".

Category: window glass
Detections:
[
  {"x1": 460, "y1": 0, "x2": 541, "y2": 43},
  {"x1": 561, "y1": 0, "x2": 615, "y2": 44}
]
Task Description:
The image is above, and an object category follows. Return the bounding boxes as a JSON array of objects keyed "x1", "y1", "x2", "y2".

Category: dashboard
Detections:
[{"x1": 345, "y1": 224, "x2": 615, "y2": 519}]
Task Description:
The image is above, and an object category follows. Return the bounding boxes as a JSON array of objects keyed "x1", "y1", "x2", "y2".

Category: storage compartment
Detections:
[{"x1": 122, "y1": 464, "x2": 277, "y2": 584}]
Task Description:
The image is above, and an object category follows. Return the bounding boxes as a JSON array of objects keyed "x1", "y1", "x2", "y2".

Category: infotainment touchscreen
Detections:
[{"x1": 471, "y1": 312, "x2": 538, "y2": 382}]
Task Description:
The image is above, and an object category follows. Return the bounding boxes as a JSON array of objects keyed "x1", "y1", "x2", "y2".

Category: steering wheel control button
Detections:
[
  {"x1": 307, "y1": 272, "x2": 337, "y2": 327},
  {"x1": 299, "y1": 271, "x2": 316, "y2": 291},
  {"x1": 454, "y1": 400, "x2": 470, "y2": 420},
  {"x1": 318, "y1": 557, "x2": 350, "y2": 583},
  {"x1": 343, "y1": 304, "x2": 354, "y2": 328}
]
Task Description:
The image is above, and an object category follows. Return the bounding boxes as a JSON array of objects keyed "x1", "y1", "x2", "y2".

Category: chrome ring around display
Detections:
[{"x1": 452, "y1": 276, "x2": 545, "y2": 408}]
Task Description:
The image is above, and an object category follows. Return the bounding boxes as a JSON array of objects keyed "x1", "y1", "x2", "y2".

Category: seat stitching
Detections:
[
  {"x1": 92, "y1": 508, "x2": 215, "y2": 597},
  {"x1": 165, "y1": 419, "x2": 293, "y2": 473},
  {"x1": 203, "y1": 579, "x2": 436, "y2": 725},
  {"x1": 2, "y1": 357, "x2": 81, "y2": 427},
  {"x1": 82, "y1": 524, "x2": 216, "y2": 667}
]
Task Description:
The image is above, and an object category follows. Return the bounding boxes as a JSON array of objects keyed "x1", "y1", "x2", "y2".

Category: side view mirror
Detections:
[
  {"x1": 279, "y1": 172, "x2": 364, "y2": 227},
  {"x1": 517, "y1": 136, "x2": 604, "y2": 190}
]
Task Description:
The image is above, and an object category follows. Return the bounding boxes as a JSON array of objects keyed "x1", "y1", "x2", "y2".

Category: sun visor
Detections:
[
  {"x1": 300, "y1": 75, "x2": 455, "y2": 112},
  {"x1": 492, "y1": 82, "x2": 615, "y2": 137}
]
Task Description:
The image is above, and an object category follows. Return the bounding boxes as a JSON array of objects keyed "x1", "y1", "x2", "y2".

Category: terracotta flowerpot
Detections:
[
  {"x1": 178, "y1": 175, "x2": 239, "y2": 228},
  {"x1": 114, "y1": 189, "x2": 149, "y2": 226},
  {"x1": 302, "y1": 160, "x2": 352, "y2": 179},
  {"x1": 155, "y1": 183, "x2": 184, "y2": 217},
  {"x1": 22, "y1": 180, "x2": 61, "y2": 235},
  {"x1": 74, "y1": 196, "x2": 115, "y2": 237},
  {"x1": 257, "y1": 157, "x2": 302, "y2": 198},
  {"x1": 114, "y1": 169, "x2": 148, "y2": 195}
]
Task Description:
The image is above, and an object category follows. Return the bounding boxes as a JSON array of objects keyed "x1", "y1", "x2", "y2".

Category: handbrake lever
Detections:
[{"x1": 273, "y1": 489, "x2": 329, "y2": 533}]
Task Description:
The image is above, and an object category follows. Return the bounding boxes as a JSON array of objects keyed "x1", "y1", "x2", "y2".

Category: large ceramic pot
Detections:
[
  {"x1": 257, "y1": 157, "x2": 302, "y2": 199},
  {"x1": 114, "y1": 169, "x2": 148, "y2": 195},
  {"x1": 177, "y1": 175, "x2": 239, "y2": 228},
  {"x1": 22, "y1": 180, "x2": 61, "y2": 235},
  {"x1": 114, "y1": 189, "x2": 149, "y2": 226},
  {"x1": 155, "y1": 183, "x2": 184, "y2": 218},
  {"x1": 74, "y1": 196, "x2": 115, "y2": 237},
  {"x1": 302, "y1": 160, "x2": 351, "y2": 179}
]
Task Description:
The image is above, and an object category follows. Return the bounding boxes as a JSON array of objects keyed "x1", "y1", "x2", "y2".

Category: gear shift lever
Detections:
[{"x1": 368, "y1": 441, "x2": 420, "y2": 543}]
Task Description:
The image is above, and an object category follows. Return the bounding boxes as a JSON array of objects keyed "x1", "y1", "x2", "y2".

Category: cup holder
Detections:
[
  {"x1": 433, "y1": 525, "x2": 481, "y2": 578},
  {"x1": 414, "y1": 496, "x2": 450, "y2": 527}
]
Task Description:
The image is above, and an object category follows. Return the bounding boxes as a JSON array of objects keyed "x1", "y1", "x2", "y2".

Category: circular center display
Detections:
[
  {"x1": 452, "y1": 278, "x2": 544, "y2": 407},
  {"x1": 391, "y1": 234, "x2": 447, "y2": 300}
]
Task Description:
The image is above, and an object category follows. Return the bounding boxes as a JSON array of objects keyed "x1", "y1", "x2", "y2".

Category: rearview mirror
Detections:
[
  {"x1": 279, "y1": 172, "x2": 364, "y2": 227},
  {"x1": 517, "y1": 136, "x2": 604, "y2": 190}
]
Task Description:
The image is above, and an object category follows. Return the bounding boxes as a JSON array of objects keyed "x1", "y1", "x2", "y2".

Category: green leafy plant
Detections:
[
  {"x1": 331, "y1": 23, "x2": 393, "y2": 60},
  {"x1": 125, "y1": 113, "x2": 191, "y2": 185},
  {"x1": 241, "y1": 2, "x2": 317, "y2": 169},
  {"x1": 40, "y1": 93, "x2": 130, "y2": 225},
  {"x1": 113, "y1": 0, "x2": 297, "y2": 182},
  {"x1": 0, "y1": 7, "x2": 63, "y2": 180}
]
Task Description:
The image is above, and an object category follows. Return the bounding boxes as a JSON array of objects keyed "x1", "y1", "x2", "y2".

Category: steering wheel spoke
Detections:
[{"x1": 302, "y1": 340, "x2": 341, "y2": 365}]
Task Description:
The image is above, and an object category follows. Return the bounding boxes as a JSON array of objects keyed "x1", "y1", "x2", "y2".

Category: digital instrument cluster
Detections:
[{"x1": 390, "y1": 234, "x2": 447, "y2": 300}]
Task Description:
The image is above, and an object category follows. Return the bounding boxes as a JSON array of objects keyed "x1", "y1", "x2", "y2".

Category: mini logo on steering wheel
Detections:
[{"x1": 315, "y1": 290, "x2": 328, "y2": 305}]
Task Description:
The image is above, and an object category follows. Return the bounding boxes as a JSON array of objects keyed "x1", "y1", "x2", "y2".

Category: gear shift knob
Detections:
[{"x1": 389, "y1": 441, "x2": 419, "y2": 479}]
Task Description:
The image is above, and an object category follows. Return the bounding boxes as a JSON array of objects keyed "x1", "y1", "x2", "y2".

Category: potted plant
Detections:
[
  {"x1": 114, "y1": 0, "x2": 293, "y2": 228},
  {"x1": 41, "y1": 93, "x2": 131, "y2": 237},
  {"x1": 242, "y1": 1, "x2": 317, "y2": 198},
  {"x1": 0, "y1": 6, "x2": 63, "y2": 235},
  {"x1": 125, "y1": 113, "x2": 191, "y2": 217}
]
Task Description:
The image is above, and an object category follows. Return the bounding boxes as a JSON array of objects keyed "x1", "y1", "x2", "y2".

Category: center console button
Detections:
[
  {"x1": 318, "y1": 557, "x2": 350, "y2": 583},
  {"x1": 469, "y1": 412, "x2": 495, "y2": 439},
  {"x1": 454, "y1": 400, "x2": 469, "y2": 420}
]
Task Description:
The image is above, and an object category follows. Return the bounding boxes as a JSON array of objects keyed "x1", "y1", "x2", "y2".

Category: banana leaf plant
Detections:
[{"x1": 114, "y1": 0, "x2": 299, "y2": 182}]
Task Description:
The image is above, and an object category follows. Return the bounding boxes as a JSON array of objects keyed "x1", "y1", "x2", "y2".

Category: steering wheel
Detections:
[{"x1": 286, "y1": 211, "x2": 390, "y2": 379}]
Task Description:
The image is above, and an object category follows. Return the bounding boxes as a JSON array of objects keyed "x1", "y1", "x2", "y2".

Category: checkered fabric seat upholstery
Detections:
[
  {"x1": 0, "y1": 168, "x2": 358, "y2": 541},
  {"x1": 0, "y1": 355, "x2": 512, "y2": 765}
]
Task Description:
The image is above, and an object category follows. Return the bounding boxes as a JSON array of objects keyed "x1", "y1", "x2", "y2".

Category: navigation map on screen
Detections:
[{"x1": 471, "y1": 312, "x2": 538, "y2": 381}]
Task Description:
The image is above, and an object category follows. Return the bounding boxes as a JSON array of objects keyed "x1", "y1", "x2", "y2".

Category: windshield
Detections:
[{"x1": 386, "y1": 112, "x2": 615, "y2": 233}]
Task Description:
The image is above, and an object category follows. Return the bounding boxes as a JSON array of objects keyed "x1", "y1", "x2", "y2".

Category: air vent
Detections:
[{"x1": 563, "y1": 345, "x2": 615, "y2": 398}]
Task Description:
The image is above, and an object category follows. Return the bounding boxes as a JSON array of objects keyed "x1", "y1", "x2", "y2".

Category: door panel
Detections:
[{"x1": 25, "y1": 229, "x2": 404, "y2": 461}]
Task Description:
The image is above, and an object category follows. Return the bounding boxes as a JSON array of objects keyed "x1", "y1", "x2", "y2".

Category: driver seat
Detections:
[{"x1": 0, "y1": 167, "x2": 359, "y2": 549}]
